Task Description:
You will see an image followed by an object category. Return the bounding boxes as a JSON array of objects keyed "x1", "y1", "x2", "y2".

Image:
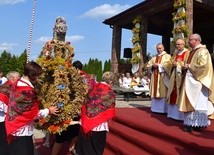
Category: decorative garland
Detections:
[
  {"x1": 131, "y1": 16, "x2": 141, "y2": 64},
  {"x1": 172, "y1": 0, "x2": 189, "y2": 44},
  {"x1": 41, "y1": 40, "x2": 75, "y2": 67},
  {"x1": 35, "y1": 41, "x2": 87, "y2": 134},
  {"x1": 173, "y1": 0, "x2": 185, "y2": 9}
]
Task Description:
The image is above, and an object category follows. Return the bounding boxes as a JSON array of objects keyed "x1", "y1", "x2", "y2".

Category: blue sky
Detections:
[{"x1": 0, "y1": 0, "x2": 161, "y2": 64}]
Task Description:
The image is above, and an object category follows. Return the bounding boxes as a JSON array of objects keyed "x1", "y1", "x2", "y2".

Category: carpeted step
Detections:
[
  {"x1": 103, "y1": 146, "x2": 115, "y2": 155},
  {"x1": 108, "y1": 121, "x2": 197, "y2": 155},
  {"x1": 112, "y1": 108, "x2": 214, "y2": 155},
  {"x1": 104, "y1": 132, "x2": 151, "y2": 155},
  {"x1": 33, "y1": 107, "x2": 214, "y2": 155}
]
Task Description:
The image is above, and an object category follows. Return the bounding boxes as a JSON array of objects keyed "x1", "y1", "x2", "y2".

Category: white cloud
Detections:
[
  {"x1": 66, "y1": 35, "x2": 85, "y2": 42},
  {"x1": 81, "y1": 4, "x2": 132, "y2": 19},
  {"x1": 0, "y1": 0, "x2": 25, "y2": 5},
  {"x1": 35, "y1": 35, "x2": 85, "y2": 43},
  {"x1": 35, "y1": 36, "x2": 52, "y2": 43},
  {"x1": 0, "y1": 42, "x2": 18, "y2": 51}
]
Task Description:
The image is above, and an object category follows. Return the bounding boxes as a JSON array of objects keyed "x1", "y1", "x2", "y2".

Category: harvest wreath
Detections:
[{"x1": 35, "y1": 42, "x2": 87, "y2": 134}]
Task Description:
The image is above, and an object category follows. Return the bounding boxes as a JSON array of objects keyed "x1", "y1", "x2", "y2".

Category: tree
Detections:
[
  {"x1": 103, "y1": 59, "x2": 111, "y2": 73},
  {"x1": 82, "y1": 58, "x2": 105, "y2": 82},
  {"x1": 0, "y1": 51, "x2": 11, "y2": 73},
  {"x1": 0, "y1": 50, "x2": 27, "y2": 76},
  {"x1": 17, "y1": 50, "x2": 27, "y2": 75},
  {"x1": 96, "y1": 60, "x2": 102, "y2": 81}
]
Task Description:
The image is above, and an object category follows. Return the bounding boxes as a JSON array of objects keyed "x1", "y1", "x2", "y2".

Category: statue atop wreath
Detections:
[{"x1": 35, "y1": 16, "x2": 87, "y2": 134}]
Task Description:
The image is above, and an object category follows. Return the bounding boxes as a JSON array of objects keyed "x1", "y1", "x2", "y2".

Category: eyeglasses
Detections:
[{"x1": 176, "y1": 44, "x2": 184, "y2": 46}]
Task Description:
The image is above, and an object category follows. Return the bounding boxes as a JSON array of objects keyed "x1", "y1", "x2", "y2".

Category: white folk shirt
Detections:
[
  {"x1": 0, "y1": 100, "x2": 7, "y2": 122},
  {"x1": 0, "y1": 77, "x2": 8, "y2": 122},
  {"x1": 92, "y1": 122, "x2": 109, "y2": 132},
  {"x1": 0, "y1": 77, "x2": 8, "y2": 85}
]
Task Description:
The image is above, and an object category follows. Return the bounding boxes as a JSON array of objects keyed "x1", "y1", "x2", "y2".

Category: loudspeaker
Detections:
[{"x1": 124, "y1": 48, "x2": 132, "y2": 58}]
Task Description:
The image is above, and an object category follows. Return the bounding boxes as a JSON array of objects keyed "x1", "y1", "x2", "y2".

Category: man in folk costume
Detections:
[
  {"x1": 167, "y1": 39, "x2": 189, "y2": 121},
  {"x1": 178, "y1": 34, "x2": 214, "y2": 132},
  {"x1": 0, "y1": 71, "x2": 20, "y2": 155},
  {"x1": 76, "y1": 71, "x2": 116, "y2": 155},
  {"x1": 147, "y1": 43, "x2": 171, "y2": 113}
]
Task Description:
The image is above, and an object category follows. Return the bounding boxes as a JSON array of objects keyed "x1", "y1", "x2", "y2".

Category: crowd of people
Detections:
[
  {"x1": 147, "y1": 33, "x2": 214, "y2": 133},
  {"x1": 117, "y1": 34, "x2": 214, "y2": 134},
  {"x1": 0, "y1": 33, "x2": 214, "y2": 155},
  {"x1": 118, "y1": 72, "x2": 150, "y2": 97},
  {"x1": 0, "y1": 60, "x2": 116, "y2": 155}
]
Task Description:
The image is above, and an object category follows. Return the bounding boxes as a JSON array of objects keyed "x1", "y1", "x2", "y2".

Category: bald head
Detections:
[
  {"x1": 191, "y1": 34, "x2": 202, "y2": 42},
  {"x1": 176, "y1": 39, "x2": 185, "y2": 44},
  {"x1": 156, "y1": 43, "x2": 165, "y2": 54},
  {"x1": 175, "y1": 39, "x2": 185, "y2": 51}
]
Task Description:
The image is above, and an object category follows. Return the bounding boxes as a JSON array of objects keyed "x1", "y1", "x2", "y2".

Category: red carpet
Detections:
[
  {"x1": 104, "y1": 108, "x2": 214, "y2": 155},
  {"x1": 34, "y1": 107, "x2": 214, "y2": 155}
]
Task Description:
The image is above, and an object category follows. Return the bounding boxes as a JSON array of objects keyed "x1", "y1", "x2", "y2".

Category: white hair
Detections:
[
  {"x1": 191, "y1": 33, "x2": 202, "y2": 42},
  {"x1": 6, "y1": 71, "x2": 20, "y2": 80}
]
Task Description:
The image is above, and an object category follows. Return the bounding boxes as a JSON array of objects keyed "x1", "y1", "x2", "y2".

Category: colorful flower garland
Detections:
[
  {"x1": 172, "y1": 0, "x2": 189, "y2": 44},
  {"x1": 131, "y1": 16, "x2": 141, "y2": 64}
]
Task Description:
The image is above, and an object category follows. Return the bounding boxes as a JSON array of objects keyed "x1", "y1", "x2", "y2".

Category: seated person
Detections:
[
  {"x1": 131, "y1": 72, "x2": 141, "y2": 87},
  {"x1": 132, "y1": 74, "x2": 151, "y2": 98},
  {"x1": 122, "y1": 72, "x2": 132, "y2": 89},
  {"x1": 118, "y1": 73, "x2": 125, "y2": 87},
  {"x1": 131, "y1": 72, "x2": 143, "y2": 96},
  {"x1": 140, "y1": 76, "x2": 150, "y2": 97}
]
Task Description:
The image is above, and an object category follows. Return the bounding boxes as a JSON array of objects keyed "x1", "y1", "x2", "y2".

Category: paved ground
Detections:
[
  {"x1": 115, "y1": 96, "x2": 151, "y2": 108},
  {"x1": 33, "y1": 97, "x2": 151, "y2": 139}
]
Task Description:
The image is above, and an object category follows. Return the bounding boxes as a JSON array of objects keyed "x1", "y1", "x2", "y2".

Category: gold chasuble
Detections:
[
  {"x1": 147, "y1": 51, "x2": 171, "y2": 98},
  {"x1": 178, "y1": 44, "x2": 214, "y2": 113},
  {"x1": 167, "y1": 49, "x2": 189, "y2": 104}
]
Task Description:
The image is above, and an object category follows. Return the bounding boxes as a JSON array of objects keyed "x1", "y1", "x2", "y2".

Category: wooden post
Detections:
[
  {"x1": 111, "y1": 25, "x2": 122, "y2": 76},
  {"x1": 185, "y1": 0, "x2": 193, "y2": 35},
  {"x1": 140, "y1": 16, "x2": 148, "y2": 76}
]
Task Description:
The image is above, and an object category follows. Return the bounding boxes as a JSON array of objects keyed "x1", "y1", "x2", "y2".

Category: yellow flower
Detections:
[{"x1": 131, "y1": 16, "x2": 142, "y2": 64}]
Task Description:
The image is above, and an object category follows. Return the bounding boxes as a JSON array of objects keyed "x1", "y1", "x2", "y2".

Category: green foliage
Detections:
[
  {"x1": 83, "y1": 58, "x2": 111, "y2": 82},
  {"x1": 119, "y1": 58, "x2": 131, "y2": 64},
  {"x1": 17, "y1": 50, "x2": 27, "y2": 74},
  {"x1": 96, "y1": 61, "x2": 102, "y2": 81},
  {"x1": 0, "y1": 50, "x2": 27, "y2": 76},
  {"x1": 103, "y1": 59, "x2": 111, "y2": 73}
]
